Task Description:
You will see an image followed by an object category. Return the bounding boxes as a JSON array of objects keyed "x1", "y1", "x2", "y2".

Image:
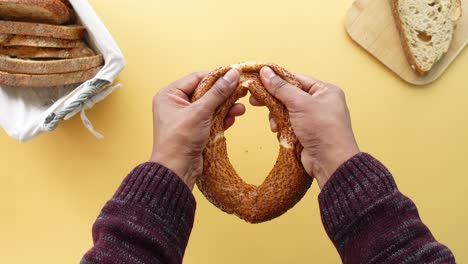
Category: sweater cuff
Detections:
[
  {"x1": 112, "y1": 162, "x2": 196, "y2": 229},
  {"x1": 318, "y1": 153, "x2": 398, "y2": 242}
]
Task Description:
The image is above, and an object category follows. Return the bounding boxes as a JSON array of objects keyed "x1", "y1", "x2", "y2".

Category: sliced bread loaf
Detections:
[
  {"x1": 0, "y1": 0, "x2": 75, "y2": 24},
  {"x1": 0, "y1": 21, "x2": 85, "y2": 40},
  {"x1": 0, "y1": 55, "x2": 104, "y2": 74},
  {"x1": 0, "y1": 66, "x2": 102, "y2": 87},
  {"x1": 391, "y1": 0, "x2": 462, "y2": 75},
  {"x1": 0, "y1": 34, "x2": 86, "y2": 48},
  {"x1": 0, "y1": 46, "x2": 94, "y2": 59}
]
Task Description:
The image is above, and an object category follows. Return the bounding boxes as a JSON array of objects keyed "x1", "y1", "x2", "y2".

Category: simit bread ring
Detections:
[{"x1": 191, "y1": 62, "x2": 312, "y2": 223}]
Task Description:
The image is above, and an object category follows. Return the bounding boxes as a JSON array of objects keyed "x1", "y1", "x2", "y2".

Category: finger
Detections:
[
  {"x1": 249, "y1": 95, "x2": 265, "y2": 107},
  {"x1": 227, "y1": 103, "x2": 246, "y2": 118},
  {"x1": 224, "y1": 116, "x2": 235, "y2": 130},
  {"x1": 165, "y1": 71, "x2": 209, "y2": 96},
  {"x1": 294, "y1": 73, "x2": 326, "y2": 95},
  {"x1": 195, "y1": 69, "x2": 240, "y2": 112},
  {"x1": 259, "y1": 67, "x2": 307, "y2": 107}
]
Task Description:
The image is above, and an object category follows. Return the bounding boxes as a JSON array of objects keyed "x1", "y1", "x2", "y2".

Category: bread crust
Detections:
[
  {"x1": 191, "y1": 62, "x2": 312, "y2": 223},
  {"x1": 391, "y1": 0, "x2": 462, "y2": 76},
  {"x1": 391, "y1": 0, "x2": 427, "y2": 75},
  {"x1": 0, "y1": 66, "x2": 101, "y2": 87},
  {"x1": 0, "y1": 55, "x2": 103, "y2": 74},
  {"x1": 0, "y1": 0, "x2": 75, "y2": 24},
  {"x1": 0, "y1": 21, "x2": 85, "y2": 40}
]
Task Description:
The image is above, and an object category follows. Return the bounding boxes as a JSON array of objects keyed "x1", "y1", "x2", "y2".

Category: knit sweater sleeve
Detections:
[
  {"x1": 81, "y1": 162, "x2": 196, "y2": 264},
  {"x1": 319, "y1": 153, "x2": 455, "y2": 263}
]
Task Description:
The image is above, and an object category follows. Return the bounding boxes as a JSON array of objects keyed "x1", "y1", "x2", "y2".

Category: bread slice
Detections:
[
  {"x1": 0, "y1": 21, "x2": 85, "y2": 40},
  {"x1": 0, "y1": 33, "x2": 10, "y2": 42},
  {"x1": 0, "y1": 0, "x2": 75, "y2": 24},
  {"x1": 0, "y1": 46, "x2": 95, "y2": 59},
  {"x1": 0, "y1": 55, "x2": 104, "y2": 74},
  {"x1": 0, "y1": 34, "x2": 86, "y2": 48},
  {"x1": 391, "y1": 0, "x2": 462, "y2": 75},
  {"x1": 0, "y1": 66, "x2": 102, "y2": 87}
]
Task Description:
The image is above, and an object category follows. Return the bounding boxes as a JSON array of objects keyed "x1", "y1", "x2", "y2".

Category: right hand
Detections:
[
  {"x1": 150, "y1": 70, "x2": 243, "y2": 190},
  {"x1": 252, "y1": 67, "x2": 360, "y2": 188}
]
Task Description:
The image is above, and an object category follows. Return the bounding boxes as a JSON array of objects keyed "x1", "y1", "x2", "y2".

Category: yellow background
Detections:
[{"x1": 0, "y1": 0, "x2": 467, "y2": 263}]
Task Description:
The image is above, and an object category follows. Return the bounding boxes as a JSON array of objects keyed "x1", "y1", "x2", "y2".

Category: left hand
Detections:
[{"x1": 150, "y1": 69, "x2": 243, "y2": 190}]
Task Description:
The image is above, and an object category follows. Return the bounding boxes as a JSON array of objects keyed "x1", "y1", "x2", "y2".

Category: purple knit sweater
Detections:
[{"x1": 81, "y1": 153, "x2": 455, "y2": 263}]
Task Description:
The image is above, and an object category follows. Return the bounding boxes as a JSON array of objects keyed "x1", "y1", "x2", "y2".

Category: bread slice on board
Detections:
[
  {"x1": 0, "y1": 55, "x2": 104, "y2": 74},
  {"x1": 0, "y1": 0, "x2": 75, "y2": 24},
  {"x1": 0, "y1": 66, "x2": 102, "y2": 87},
  {"x1": 0, "y1": 34, "x2": 86, "y2": 48},
  {"x1": 391, "y1": 0, "x2": 462, "y2": 75},
  {"x1": 0, "y1": 21, "x2": 85, "y2": 40},
  {"x1": 0, "y1": 46, "x2": 94, "y2": 59}
]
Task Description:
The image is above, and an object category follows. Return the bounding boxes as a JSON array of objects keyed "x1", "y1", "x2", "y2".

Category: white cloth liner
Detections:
[{"x1": 0, "y1": 0, "x2": 125, "y2": 142}]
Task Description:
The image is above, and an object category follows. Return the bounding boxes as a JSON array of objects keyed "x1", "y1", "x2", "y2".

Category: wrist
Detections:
[
  {"x1": 150, "y1": 150, "x2": 196, "y2": 190},
  {"x1": 303, "y1": 145, "x2": 360, "y2": 189}
]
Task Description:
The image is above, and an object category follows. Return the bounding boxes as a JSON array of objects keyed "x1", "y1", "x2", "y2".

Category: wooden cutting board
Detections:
[{"x1": 345, "y1": 0, "x2": 468, "y2": 85}]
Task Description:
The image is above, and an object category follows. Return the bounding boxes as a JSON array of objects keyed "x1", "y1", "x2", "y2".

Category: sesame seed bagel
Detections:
[{"x1": 191, "y1": 62, "x2": 312, "y2": 223}]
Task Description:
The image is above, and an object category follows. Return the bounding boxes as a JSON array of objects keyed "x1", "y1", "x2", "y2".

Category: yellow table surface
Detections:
[{"x1": 1, "y1": 0, "x2": 467, "y2": 263}]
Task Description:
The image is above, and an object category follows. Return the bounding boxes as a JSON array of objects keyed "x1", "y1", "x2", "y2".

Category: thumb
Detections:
[
  {"x1": 260, "y1": 67, "x2": 306, "y2": 107},
  {"x1": 196, "y1": 69, "x2": 240, "y2": 112}
]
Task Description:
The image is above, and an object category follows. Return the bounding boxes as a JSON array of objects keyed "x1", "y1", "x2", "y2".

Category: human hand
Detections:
[
  {"x1": 252, "y1": 67, "x2": 359, "y2": 188},
  {"x1": 150, "y1": 70, "x2": 244, "y2": 190}
]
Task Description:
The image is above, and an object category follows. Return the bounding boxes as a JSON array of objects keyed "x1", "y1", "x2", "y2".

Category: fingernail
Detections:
[
  {"x1": 262, "y1": 67, "x2": 276, "y2": 79},
  {"x1": 223, "y1": 69, "x2": 239, "y2": 83}
]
